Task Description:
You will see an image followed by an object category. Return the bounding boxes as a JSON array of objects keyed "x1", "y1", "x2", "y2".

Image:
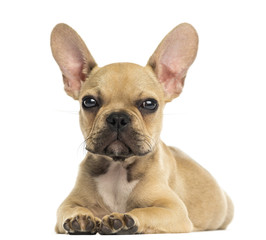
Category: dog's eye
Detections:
[
  {"x1": 141, "y1": 99, "x2": 158, "y2": 111},
  {"x1": 82, "y1": 97, "x2": 98, "y2": 109}
]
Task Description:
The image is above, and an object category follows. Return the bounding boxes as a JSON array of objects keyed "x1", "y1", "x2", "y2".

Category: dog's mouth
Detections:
[
  {"x1": 104, "y1": 140, "x2": 133, "y2": 161},
  {"x1": 85, "y1": 129, "x2": 153, "y2": 161}
]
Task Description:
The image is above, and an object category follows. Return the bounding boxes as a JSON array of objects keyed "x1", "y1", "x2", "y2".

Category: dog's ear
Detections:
[
  {"x1": 148, "y1": 23, "x2": 198, "y2": 101},
  {"x1": 51, "y1": 23, "x2": 97, "y2": 99}
]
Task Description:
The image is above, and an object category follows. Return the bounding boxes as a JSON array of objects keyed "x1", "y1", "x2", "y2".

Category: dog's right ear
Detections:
[{"x1": 51, "y1": 23, "x2": 97, "y2": 99}]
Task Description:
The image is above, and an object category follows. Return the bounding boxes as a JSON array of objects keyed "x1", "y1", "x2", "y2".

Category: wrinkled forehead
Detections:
[{"x1": 81, "y1": 63, "x2": 164, "y2": 100}]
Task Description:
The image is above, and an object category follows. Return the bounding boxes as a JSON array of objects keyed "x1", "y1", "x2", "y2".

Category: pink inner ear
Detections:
[
  {"x1": 60, "y1": 51, "x2": 87, "y2": 92},
  {"x1": 159, "y1": 42, "x2": 188, "y2": 96},
  {"x1": 160, "y1": 35, "x2": 189, "y2": 76},
  {"x1": 159, "y1": 63, "x2": 185, "y2": 96}
]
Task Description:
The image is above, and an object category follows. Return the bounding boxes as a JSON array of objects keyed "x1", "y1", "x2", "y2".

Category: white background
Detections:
[{"x1": 0, "y1": 0, "x2": 265, "y2": 239}]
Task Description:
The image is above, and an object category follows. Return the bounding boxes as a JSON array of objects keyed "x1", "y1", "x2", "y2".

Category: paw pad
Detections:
[
  {"x1": 99, "y1": 213, "x2": 138, "y2": 235},
  {"x1": 63, "y1": 215, "x2": 99, "y2": 235}
]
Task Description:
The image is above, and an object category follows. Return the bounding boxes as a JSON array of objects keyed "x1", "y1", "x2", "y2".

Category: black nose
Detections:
[{"x1": 106, "y1": 112, "x2": 131, "y2": 131}]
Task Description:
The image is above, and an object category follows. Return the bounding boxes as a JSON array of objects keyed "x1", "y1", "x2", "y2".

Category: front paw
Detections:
[
  {"x1": 63, "y1": 214, "x2": 100, "y2": 235},
  {"x1": 99, "y1": 213, "x2": 138, "y2": 235}
]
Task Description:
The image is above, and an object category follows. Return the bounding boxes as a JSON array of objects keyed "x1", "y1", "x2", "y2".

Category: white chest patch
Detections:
[{"x1": 94, "y1": 162, "x2": 139, "y2": 213}]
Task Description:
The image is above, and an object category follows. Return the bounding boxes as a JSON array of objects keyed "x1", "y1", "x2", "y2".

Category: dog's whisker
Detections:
[{"x1": 77, "y1": 141, "x2": 88, "y2": 158}]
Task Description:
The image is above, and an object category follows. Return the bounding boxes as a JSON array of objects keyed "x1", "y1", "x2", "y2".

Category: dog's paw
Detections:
[
  {"x1": 99, "y1": 213, "x2": 138, "y2": 235},
  {"x1": 63, "y1": 214, "x2": 100, "y2": 235}
]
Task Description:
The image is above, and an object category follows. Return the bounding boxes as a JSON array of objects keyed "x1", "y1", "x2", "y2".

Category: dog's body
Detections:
[{"x1": 51, "y1": 23, "x2": 233, "y2": 234}]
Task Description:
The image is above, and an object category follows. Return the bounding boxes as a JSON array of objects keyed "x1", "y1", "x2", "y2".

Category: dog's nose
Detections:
[{"x1": 106, "y1": 112, "x2": 131, "y2": 131}]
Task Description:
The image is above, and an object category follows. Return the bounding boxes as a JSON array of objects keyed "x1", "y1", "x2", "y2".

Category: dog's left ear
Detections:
[
  {"x1": 148, "y1": 23, "x2": 198, "y2": 101},
  {"x1": 51, "y1": 23, "x2": 97, "y2": 99}
]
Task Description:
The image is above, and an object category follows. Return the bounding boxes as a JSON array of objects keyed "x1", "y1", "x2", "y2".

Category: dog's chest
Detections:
[{"x1": 94, "y1": 162, "x2": 139, "y2": 213}]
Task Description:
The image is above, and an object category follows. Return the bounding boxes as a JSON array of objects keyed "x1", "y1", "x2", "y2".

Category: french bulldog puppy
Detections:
[{"x1": 51, "y1": 23, "x2": 233, "y2": 234}]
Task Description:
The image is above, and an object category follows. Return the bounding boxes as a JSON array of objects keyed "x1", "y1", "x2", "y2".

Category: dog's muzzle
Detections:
[
  {"x1": 104, "y1": 112, "x2": 133, "y2": 160},
  {"x1": 85, "y1": 111, "x2": 152, "y2": 161}
]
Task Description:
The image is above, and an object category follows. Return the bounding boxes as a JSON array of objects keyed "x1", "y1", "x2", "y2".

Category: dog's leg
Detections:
[
  {"x1": 128, "y1": 205, "x2": 193, "y2": 233},
  {"x1": 55, "y1": 200, "x2": 100, "y2": 234},
  {"x1": 99, "y1": 190, "x2": 193, "y2": 234}
]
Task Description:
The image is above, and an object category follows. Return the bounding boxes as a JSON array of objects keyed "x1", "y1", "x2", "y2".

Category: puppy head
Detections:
[{"x1": 51, "y1": 23, "x2": 198, "y2": 161}]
